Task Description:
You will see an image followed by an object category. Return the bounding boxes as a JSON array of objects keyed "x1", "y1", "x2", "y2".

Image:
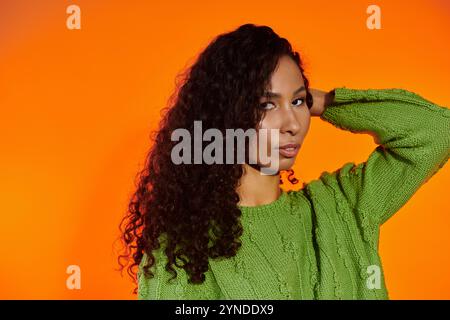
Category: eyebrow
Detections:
[{"x1": 263, "y1": 85, "x2": 306, "y2": 99}]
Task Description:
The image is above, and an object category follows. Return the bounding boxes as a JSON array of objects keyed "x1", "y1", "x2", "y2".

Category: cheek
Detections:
[
  {"x1": 302, "y1": 113, "x2": 311, "y2": 133},
  {"x1": 258, "y1": 114, "x2": 278, "y2": 131},
  {"x1": 257, "y1": 116, "x2": 280, "y2": 148},
  {"x1": 249, "y1": 120, "x2": 276, "y2": 164},
  {"x1": 296, "y1": 108, "x2": 311, "y2": 134}
]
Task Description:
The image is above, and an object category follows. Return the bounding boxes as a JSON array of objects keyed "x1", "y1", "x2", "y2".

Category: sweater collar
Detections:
[{"x1": 237, "y1": 188, "x2": 289, "y2": 215}]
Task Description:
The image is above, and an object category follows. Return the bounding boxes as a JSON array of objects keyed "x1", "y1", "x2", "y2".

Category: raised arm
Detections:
[{"x1": 311, "y1": 87, "x2": 450, "y2": 230}]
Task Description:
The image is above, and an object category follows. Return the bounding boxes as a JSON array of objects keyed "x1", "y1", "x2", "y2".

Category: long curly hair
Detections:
[{"x1": 117, "y1": 23, "x2": 313, "y2": 294}]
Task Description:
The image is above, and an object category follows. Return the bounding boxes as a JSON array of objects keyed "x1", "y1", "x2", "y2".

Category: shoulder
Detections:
[
  {"x1": 285, "y1": 164, "x2": 363, "y2": 225},
  {"x1": 287, "y1": 163, "x2": 359, "y2": 203}
]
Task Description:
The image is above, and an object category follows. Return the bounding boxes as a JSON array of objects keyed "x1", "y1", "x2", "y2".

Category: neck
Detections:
[{"x1": 236, "y1": 163, "x2": 281, "y2": 207}]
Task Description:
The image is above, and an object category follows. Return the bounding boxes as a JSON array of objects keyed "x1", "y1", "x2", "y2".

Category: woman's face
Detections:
[{"x1": 253, "y1": 55, "x2": 311, "y2": 173}]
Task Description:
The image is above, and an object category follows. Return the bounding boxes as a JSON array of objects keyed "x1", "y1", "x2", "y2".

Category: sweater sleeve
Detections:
[
  {"x1": 319, "y1": 87, "x2": 450, "y2": 228},
  {"x1": 137, "y1": 246, "x2": 223, "y2": 300}
]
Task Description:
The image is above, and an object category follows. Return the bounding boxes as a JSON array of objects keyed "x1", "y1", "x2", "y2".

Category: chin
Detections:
[
  {"x1": 277, "y1": 157, "x2": 296, "y2": 171},
  {"x1": 255, "y1": 157, "x2": 297, "y2": 174}
]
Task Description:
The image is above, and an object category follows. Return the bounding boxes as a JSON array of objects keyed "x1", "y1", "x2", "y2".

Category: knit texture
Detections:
[{"x1": 137, "y1": 87, "x2": 450, "y2": 300}]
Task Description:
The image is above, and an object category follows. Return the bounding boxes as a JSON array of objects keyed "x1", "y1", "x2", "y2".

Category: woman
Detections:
[{"x1": 118, "y1": 23, "x2": 450, "y2": 299}]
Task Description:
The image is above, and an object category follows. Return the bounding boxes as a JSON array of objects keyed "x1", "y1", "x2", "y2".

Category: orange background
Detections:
[{"x1": 0, "y1": 0, "x2": 449, "y2": 299}]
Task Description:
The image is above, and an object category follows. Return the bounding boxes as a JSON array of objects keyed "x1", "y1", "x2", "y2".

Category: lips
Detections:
[{"x1": 278, "y1": 143, "x2": 301, "y2": 158}]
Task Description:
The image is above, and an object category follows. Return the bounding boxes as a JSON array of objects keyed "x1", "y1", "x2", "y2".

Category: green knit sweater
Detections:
[{"x1": 137, "y1": 87, "x2": 450, "y2": 300}]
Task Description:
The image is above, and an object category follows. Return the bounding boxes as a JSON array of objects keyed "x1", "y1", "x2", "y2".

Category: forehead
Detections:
[{"x1": 266, "y1": 55, "x2": 305, "y2": 96}]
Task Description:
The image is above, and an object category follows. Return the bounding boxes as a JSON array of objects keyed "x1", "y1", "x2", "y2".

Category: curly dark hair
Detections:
[{"x1": 117, "y1": 23, "x2": 313, "y2": 294}]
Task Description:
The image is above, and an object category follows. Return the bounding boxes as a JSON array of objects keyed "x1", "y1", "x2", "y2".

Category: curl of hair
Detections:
[
  {"x1": 117, "y1": 23, "x2": 313, "y2": 294},
  {"x1": 280, "y1": 169, "x2": 300, "y2": 185}
]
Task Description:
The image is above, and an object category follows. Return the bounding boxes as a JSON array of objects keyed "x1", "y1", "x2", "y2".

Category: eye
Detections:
[
  {"x1": 292, "y1": 98, "x2": 305, "y2": 107},
  {"x1": 259, "y1": 101, "x2": 276, "y2": 110}
]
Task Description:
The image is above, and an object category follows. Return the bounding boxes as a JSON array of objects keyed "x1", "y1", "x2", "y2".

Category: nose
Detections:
[{"x1": 279, "y1": 104, "x2": 301, "y2": 136}]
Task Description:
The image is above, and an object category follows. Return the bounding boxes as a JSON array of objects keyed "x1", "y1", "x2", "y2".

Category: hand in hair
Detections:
[{"x1": 309, "y1": 88, "x2": 336, "y2": 117}]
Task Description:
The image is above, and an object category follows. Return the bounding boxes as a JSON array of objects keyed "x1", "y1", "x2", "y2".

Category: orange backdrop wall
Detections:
[{"x1": 0, "y1": 0, "x2": 449, "y2": 299}]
